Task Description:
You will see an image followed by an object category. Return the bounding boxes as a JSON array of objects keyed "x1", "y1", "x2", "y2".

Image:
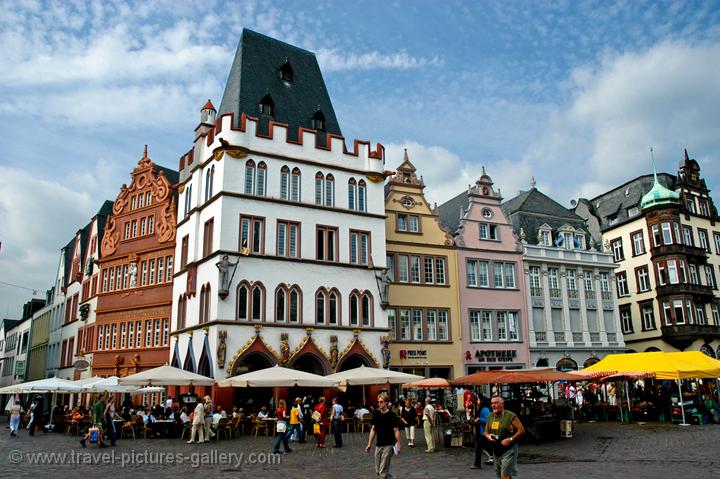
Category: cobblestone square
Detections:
[{"x1": 2, "y1": 422, "x2": 719, "y2": 478}]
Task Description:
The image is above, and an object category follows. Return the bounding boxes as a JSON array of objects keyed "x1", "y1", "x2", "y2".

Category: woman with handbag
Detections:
[
  {"x1": 313, "y1": 396, "x2": 328, "y2": 448},
  {"x1": 272, "y1": 399, "x2": 293, "y2": 454}
]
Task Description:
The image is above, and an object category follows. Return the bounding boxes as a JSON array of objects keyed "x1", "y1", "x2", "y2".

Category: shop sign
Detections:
[
  {"x1": 470, "y1": 350, "x2": 517, "y2": 363},
  {"x1": 399, "y1": 349, "x2": 428, "y2": 359}
]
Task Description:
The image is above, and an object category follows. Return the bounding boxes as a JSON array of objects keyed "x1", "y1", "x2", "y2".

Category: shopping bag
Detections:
[
  {"x1": 276, "y1": 421, "x2": 287, "y2": 433},
  {"x1": 88, "y1": 427, "x2": 100, "y2": 444},
  {"x1": 313, "y1": 423, "x2": 320, "y2": 434}
]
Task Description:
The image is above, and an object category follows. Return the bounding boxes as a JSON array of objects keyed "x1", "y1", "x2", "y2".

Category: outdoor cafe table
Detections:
[{"x1": 153, "y1": 419, "x2": 177, "y2": 438}]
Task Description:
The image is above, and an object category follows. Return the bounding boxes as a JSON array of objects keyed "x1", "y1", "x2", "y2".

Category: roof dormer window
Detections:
[
  {"x1": 311, "y1": 110, "x2": 325, "y2": 131},
  {"x1": 259, "y1": 95, "x2": 274, "y2": 116},
  {"x1": 280, "y1": 60, "x2": 293, "y2": 83}
]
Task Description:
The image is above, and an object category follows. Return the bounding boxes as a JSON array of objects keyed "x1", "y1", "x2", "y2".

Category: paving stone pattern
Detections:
[{"x1": 1, "y1": 422, "x2": 719, "y2": 478}]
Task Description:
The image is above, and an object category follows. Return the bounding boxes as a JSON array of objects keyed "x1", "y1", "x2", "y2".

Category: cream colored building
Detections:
[
  {"x1": 575, "y1": 151, "x2": 720, "y2": 357},
  {"x1": 384, "y1": 151, "x2": 463, "y2": 378}
]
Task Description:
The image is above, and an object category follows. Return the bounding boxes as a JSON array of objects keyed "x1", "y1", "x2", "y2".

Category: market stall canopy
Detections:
[
  {"x1": 326, "y1": 366, "x2": 423, "y2": 386},
  {"x1": 584, "y1": 351, "x2": 720, "y2": 380},
  {"x1": 217, "y1": 365, "x2": 339, "y2": 388},
  {"x1": 402, "y1": 377, "x2": 451, "y2": 389},
  {"x1": 566, "y1": 369, "x2": 614, "y2": 380},
  {"x1": 451, "y1": 368, "x2": 579, "y2": 386},
  {"x1": 0, "y1": 377, "x2": 85, "y2": 394},
  {"x1": 601, "y1": 371, "x2": 655, "y2": 381},
  {"x1": 118, "y1": 365, "x2": 215, "y2": 387}
]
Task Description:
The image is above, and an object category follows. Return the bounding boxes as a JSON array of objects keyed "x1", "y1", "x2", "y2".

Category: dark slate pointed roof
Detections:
[
  {"x1": 437, "y1": 190, "x2": 470, "y2": 235},
  {"x1": 501, "y1": 188, "x2": 588, "y2": 247},
  {"x1": 218, "y1": 29, "x2": 342, "y2": 144},
  {"x1": 95, "y1": 200, "x2": 114, "y2": 251},
  {"x1": 155, "y1": 165, "x2": 179, "y2": 185},
  {"x1": 587, "y1": 173, "x2": 676, "y2": 230},
  {"x1": 62, "y1": 237, "x2": 75, "y2": 287}
]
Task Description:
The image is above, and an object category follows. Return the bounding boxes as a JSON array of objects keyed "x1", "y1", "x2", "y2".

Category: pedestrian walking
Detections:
[
  {"x1": 484, "y1": 396, "x2": 525, "y2": 479},
  {"x1": 288, "y1": 397, "x2": 303, "y2": 442},
  {"x1": 365, "y1": 393, "x2": 401, "y2": 479},
  {"x1": 313, "y1": 397, "x2": 328, "y2": 448},
  {"x1": 471, "y1": 395, "x2": 491, "y2": 469},
  {"x1": 81, "y1": 395, "x2": 108, "y2": 448},
  {"x1": 203, "y1": 395, "x2": 215, "y2": 441},
  {"x1": 104, "y1": 397, "x2": 119, "y2": 446},
  {"x1": 422, "y1": 397, "x2": 436, "y2": 453},
  {"x1": 300, "y1": 395, "x2": 313, "y2": 443},
  {"x1": 331, "y1": 397, "x2": 344, "y2": 448},
  {"x1": 400, "y1": 399, "x2": 417, "y2": 447},
  {"x1": 9, "y1": 400, "x2": 22, "y2": 437},
  {"x1": 187, "y1": 400, "x2": 206, "y2": 443},
  {"x1": 272, "y1": 399, "x2": 293, "y2": 454}
]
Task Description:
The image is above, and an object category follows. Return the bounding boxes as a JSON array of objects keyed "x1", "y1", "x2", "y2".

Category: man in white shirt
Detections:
[
  {"x1": 423, "y1": 398, "x2": 436, "y2": 453},
  {"x1": 355, "y1": 407, "x2": 370, "y2": 420},
  {"x1": 188, "y1": 402, "x2": 206, "y2": 444}
]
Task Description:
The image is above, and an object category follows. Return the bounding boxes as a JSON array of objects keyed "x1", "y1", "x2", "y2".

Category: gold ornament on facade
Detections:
[{"x1": 279, "y1": 333, "x2": 290, "y2": 366}]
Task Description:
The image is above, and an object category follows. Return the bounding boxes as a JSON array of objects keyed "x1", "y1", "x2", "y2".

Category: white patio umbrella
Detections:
[
  {"x1": 325, "y1": 366, "x2": 424, "y2": 386},
  {"x1": 133, "y1": 386, "x2": 166, "y2": 394},
  {"x1": 118, "y1": 365, "x2": 214, "y2": 387},
  {"x1": 81, "y1": 376, "x2": 138, "y2": 393},
  {"x1": 217, "y1": 365, "x2": 339, "y2": 388},
  {"x1": 0, "y1": 377, "x2": 84, "y2": 394}
]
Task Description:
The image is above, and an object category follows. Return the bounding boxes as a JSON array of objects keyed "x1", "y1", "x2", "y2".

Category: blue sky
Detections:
[{"x1": 1, "y1": 0, "x2": 719, "y2": 316}]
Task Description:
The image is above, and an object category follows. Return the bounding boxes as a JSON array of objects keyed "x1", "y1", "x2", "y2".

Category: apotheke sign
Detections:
[
  {"x1": 473, "y1": 350, "x2": 517, "y2": 363},
  {"x1": 400, "y1": 349, "x2": 428, "y2": 359}
]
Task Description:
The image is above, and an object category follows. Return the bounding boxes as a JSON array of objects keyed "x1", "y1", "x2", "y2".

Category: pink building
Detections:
[{"x1": 439, "y1": 169, "x2": 530, "y2": 373}]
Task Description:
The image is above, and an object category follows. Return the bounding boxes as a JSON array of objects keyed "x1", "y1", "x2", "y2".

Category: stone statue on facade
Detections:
[
  {"x1": 279, "y1": 333, "x2": 290, "y2": 366},
  {"x1": 329, "y1": 335, "x2": 339, "y2": 370},
  {"x1": 376, "y1": 268, "x2": 390, "y2": 305},
  {"x1": 217, "y1": 330, "x2": 227, "y2": 369},
  {"x1": 129, "y1": 262, "x2": 138, "y2": 288},
  {"x1": 381, "y1": 339, "x2": 391, "y2": 369},
  {"x1": 216, "y1": 254, "x2": 239, "y2": 299}
]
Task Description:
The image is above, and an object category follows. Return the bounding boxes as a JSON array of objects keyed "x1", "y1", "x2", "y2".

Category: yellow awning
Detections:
[{"x1": 584, "y1": 351, "x2": 720, "y2": 380}]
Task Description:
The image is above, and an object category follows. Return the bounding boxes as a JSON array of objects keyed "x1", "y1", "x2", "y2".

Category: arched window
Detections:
[
  {"x1": 237, "y1": 281, "x2": 264, "y2": 322},
  {"x1": 199, "y1": 284, "x2": 211, "y2": 324},
  {"x1": 289, "y1": 287, "x2": 300, "y2": 323},
  {"x1": 259, "y1": 95, "x2": 274, "y2": 116},
  {"x1": 256, "y1": 162, "x2": 267, "y2": 196},
  {"x1": 349, "y1": 290, "x2": 372, "y2": 327},
  {"x1": 280, "y1": 166, "x2": 290, "y2": 200},
  {"x1": 244, "y1": 160, "x2": 255, "y2": 195},
  {"x1": 315, "y1": 290, "x2": 325, "y2": 324},
  {"x1": 361, "y1": 292, "x2": 372, "y2": 326},
  {"x1": 325, "y1": 174, "x2": 334, "y2": 207},
  {"x1": 275, "y1": 288, "x2": 286, "y2": 322},
  {"x1": 358, "y1": 180, "x2": 367, "y2": 212},
  {"x1": 328, "y1": 289, "x2": 339, "y2": 325},
  {"x1": 184, "y1": 184, "x2": 193, "y2": 217},
  {"x1": 205, "y1": 165, "x2": 214, "y2": 202},
  {"x1": 348, "y1": 178, "x2": 356, "y2": 210},
  {"x1": 251, "y1": 285, "x2": 263, "y2": 321},
  {"x1": 315, "y1": 172, "x2": 324, "y2": 205},
  {"x1": 279, "y1": 61, "x2": 293, "y2": 83},
  {"x1": 311, "y1": 110, "x2": 326, "y2": 131},
  {"x1": 237, "y1": 284, "x2": 248, "y2": 320},
  {"x1": 291, "y1": 168, "x2": 301, "y2": 201},
  {"x1": 177, "y1": 294, "x2": 187, "y2": 329}
]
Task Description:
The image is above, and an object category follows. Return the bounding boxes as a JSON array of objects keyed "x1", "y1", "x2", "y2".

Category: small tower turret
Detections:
[{"x1": 200, "y1": 99, "x2": 216, "y2": 125}]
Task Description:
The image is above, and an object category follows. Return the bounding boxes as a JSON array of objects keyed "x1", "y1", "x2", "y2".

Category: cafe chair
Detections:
[
  {"x1": 121, "y1": 421, "x2": 136, "y2": 440},
  {"x1": 358, "y1": 413, "x2": 372, "y2": 434},
  {"x1": 252, "y1": 418, "x2": 270, "y2": 437}
]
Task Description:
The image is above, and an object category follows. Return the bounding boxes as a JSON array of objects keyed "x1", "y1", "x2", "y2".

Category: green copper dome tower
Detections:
[{"x1": 640, "y1": 148, "x2": 680, "y2": 210}]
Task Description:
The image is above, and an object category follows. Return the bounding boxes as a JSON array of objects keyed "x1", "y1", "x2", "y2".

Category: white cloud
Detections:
[
  {"x1": 317, "y1": 48, "x2": 442, "y2": 72},
  {"x1": 0, "y1": 167, "x2": 97, "y2": 317},
  {"x1": 521, "y1": 39, "x2": 720, "y2": 203}
]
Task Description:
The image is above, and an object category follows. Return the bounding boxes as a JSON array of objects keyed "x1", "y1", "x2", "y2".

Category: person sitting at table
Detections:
[
  {"x1": 180, "y1": 407, "x2": 190, "y2": 425},
  {"x1": 219, "y1": 406, "x2": 228, "y2": 419},
  {"x1": 120, "y1": 407, "x2": 131, "y2": 422},
  {"x1": 258, "y1": 406, "x2": 269, "y2": 419},
  {"x1": 212, "y1": 408, "x2": 223, "y2": 431},
  {"x1": 145, "y1": 408, "x2": 160, "y2": 438},
  {"x1": 355, "y1": 405, "x2": 370, "y2": 420}
]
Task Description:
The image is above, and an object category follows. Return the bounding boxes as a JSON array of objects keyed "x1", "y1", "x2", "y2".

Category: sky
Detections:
[{"x1": 1, "y1": 0, "x2": 719, "y2": 317}]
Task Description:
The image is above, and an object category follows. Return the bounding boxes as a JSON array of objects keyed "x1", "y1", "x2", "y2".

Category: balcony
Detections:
[
  {"x1": 531, "y1": 287, "x2": 543, "y2": 298},
  {"x1": 661, "y1": 324, "x2": 720, "y2": 350},
  {"x1": 651, "y1": 244, "x2": 708, "y2": 263},
  {"x1": 656, "y1": 283, "x2": 715, "y2": 299},
  {"x1": 534, "y1": 331, "x2": 547, "y2": 343}
]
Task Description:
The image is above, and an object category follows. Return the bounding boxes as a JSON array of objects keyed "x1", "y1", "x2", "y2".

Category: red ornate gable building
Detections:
[{"x1": 92, "y1": 148, "x2": 179, "y2": 376}]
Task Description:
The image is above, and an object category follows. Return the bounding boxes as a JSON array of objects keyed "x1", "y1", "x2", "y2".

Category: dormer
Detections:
[
  {"x1": 537, "y1": 223, "x2": 552, "y2": 246},
  {"x1": 556, "y1": 224, "x2": 576, "y2": 249},
  {"x1": 258, "y1": 94, "x2": 274, "y2": 116},
  {"x1": 311, "y1": 109, "x2": 326, "y2": 131},
  {"x1": 279, "y1": 59, "x2": 293, "y2": 83}
]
